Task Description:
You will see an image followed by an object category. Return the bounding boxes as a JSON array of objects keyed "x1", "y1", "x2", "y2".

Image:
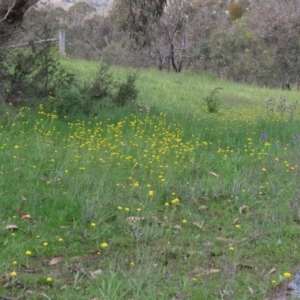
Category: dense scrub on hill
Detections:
[{"x1": 2, "y1": 0, "x2": 300, "y2": 95}]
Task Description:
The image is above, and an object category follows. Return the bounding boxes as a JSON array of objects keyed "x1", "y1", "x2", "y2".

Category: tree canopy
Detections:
[{"x1": 111, "y1": 0, "x2": 167, "y2": 46}]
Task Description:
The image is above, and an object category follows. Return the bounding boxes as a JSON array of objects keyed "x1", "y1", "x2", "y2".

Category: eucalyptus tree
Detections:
[
  {"x1": 111, "y1": 0, "x2": 167, "y2": 46},
  {"x1": 0, "y1": 0, "x2": 39, "y2": 42}
]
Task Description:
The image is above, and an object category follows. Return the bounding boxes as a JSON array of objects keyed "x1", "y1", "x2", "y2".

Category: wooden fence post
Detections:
[{"x1": 58, "y1": 29, "x2": 65, "y2": 57}]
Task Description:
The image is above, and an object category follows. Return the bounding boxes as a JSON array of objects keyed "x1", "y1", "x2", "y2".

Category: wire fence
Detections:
[{"x1": 4, "y1": 29, "x2": 65, "y2": 56}]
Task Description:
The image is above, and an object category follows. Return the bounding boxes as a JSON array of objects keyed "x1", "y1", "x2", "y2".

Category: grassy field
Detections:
[{"x1": 1, "y1": 60, "x2": 300, "y2": 299}]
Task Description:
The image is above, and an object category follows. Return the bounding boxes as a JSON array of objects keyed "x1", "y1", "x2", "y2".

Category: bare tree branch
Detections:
[
  {"x1": 0, "y1": 0, "x2": 16, "y2": 22},
  {"x1": 0, "y1": 0, "x2": 39, "y2": 41}
]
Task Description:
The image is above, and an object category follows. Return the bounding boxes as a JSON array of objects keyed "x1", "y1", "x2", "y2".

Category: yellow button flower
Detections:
[
  {"x1": 10, "y1": 271, "x2": 17, "y2": 277},
  {"x1": 101, "y1": 243, "x2": 108, "y2": 249}
]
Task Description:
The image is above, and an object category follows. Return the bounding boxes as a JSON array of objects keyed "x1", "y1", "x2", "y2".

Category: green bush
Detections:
[
  {"x1": 0, "y1": 38, "x2": 140, "y2": 118},
  {"x1": 204, "y1": 87, "x2": 222, "y2": 113},
  {"x1": 0, "y1": 44, "x2": 75, "y2": 104},
  {"x1": 44, "y1": 87, "x2": 87, "y2": 118},
  {"x1": 89, "y1": 63, "x2": 113, "y2": 100},
  {"x1": 112, "y1": 72, "x2": 139, "y2": 107}
]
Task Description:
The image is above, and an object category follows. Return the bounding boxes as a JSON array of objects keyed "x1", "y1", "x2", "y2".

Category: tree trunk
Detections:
[
  {"x1": 170, "y1": 43, "x2": 179, "y2": 72},
  {"x1": 0, "y1": 0, "x2": 39, "y2": 42}
]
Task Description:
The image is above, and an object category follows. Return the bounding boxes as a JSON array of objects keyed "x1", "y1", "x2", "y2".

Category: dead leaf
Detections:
[
  {"x1": 21, "y1": 196, "x2": 26, "y2": 201},
  {"x1": 239, "y1": 205, "x2": 249, "y2": 214},
  {"x1": 203, "y1": 268, "x2": 220, "y2": 275},
  {"x1": 173, "y1": 224, "x2": 182, "y2": 229},
  {"x1": 189, "y1": 265, "x2": 201, "y2": 276},
  {"x1": 248, "y1": 286, "x2": 254, "y2": 295},
  {"x1": 49, "y1": 257, "x2": 64, "y2": 266},
  {"x1": 1, "y1": 273, "x2": 10, "y2": 287},
  {"x1": 232, "y1": 218, "x2": 241, "y2": 225},
  {"x1": 90, "y1": 269, "x2": 102, "y2": 278},
  {"x1": 198, "y1": 206, "x2": 207, "y2": 210},
  {"x1": 267, "y1": 268, "x2": 276, "y2": 275},
  {"x1": 202, "y1": 242, "x2": 213, "y2": 247},
  {"x1": 21, "y1": 264, "x2": 40, "y2": 273},
  {"x1": 195, "y1": 268, "x2": 221, "y2": 277},
  {"x1": 209, "y1": 172, "x2": 219, "y2": 177},
  {"x1": 126, "y1": 216, "x2": 144, "y2": 222},
  {"x1": 39, "y1": 176, "x2": 49, "y2": 182},
  {"x1": 192, "y1": 222, "x2": 204, "y2": 230},
  {"x1": 216, "y1": 237, "x2": 233, "y2": 243},
  {"x1": 4, "y1": 225, "x2": 18, "y2": 231},
  {"x1": 15, "y1": 207, "x2": 30, "y2": 217}
]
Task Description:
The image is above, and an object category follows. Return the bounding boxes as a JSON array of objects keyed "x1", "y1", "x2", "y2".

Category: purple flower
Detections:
[
  {"x1": 292, "y1": 135, "x2": 300, "y2": 141},
  {"x1": 261, "y1": 133, "x2": 268, "y2": 139},
  {"x1": 292, "y1": 135, "x2": 300, "y2": 145}
]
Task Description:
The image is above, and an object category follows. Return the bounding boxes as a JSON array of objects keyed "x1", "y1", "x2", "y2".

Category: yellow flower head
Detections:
[
  {"x1": 171, "y1": 198, "x2": 180, "y2": 204},
  {"x1": 101, "y1": 242, "x2": 108, "y2": 249},
  {"x1": 46, "y1": 277, "x2": 52, "y2": 282},
  {"x1": 10, "y1": 271, "x2": 17, "y2": 277},
  {"x1": 25, "y1": 251, "x2": 32, "y2": 256},
  {"x1": 284, "y1": 272, "x2": 292, "y2": 279},
  {"x1": 148, "y1": 190, "x2": 154, "y2": 196}
]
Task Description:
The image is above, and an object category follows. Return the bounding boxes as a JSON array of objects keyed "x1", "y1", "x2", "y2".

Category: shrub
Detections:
[
  {"x1": 44, "y1": 87, "x2": 87, "y2": 118},
  {"x1": 89, "y1": 63, "x2": 113, "y2": 100},
  {"x1": 204, "y1": 87, "x2": 222, "y2": 113},
  {"x1": 43, "y1": 66, "x2": 140, "y2": 118},
  {"x1": 28, "y1": 43, "x2": 75, "y2": 97},
  {"x1": 0, "y1": 42, "x2": 75, "y2": 104},
  {"x1": 112, "y1": 72, "x2": 139, "y2": 107}
]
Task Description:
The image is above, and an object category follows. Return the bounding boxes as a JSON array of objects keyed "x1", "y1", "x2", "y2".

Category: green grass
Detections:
[{"x1": 1, "y1": 60, "x2": 300, "y2": 299}]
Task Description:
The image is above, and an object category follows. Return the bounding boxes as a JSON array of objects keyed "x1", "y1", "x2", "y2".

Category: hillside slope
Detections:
[{"x1": 38, "y1": 0, "x2": 113, "y2": 11}]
